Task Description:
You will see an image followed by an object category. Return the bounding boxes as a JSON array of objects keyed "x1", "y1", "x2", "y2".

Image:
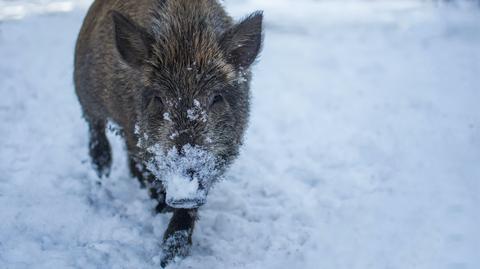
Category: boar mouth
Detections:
[{"x1": 166, "y1": 197, "x2": 206, "y2": 209}]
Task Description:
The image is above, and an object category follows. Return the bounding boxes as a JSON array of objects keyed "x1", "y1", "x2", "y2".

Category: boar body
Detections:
[{"x1": 74, "y1": 0, "x2": 262, "y2": 266}]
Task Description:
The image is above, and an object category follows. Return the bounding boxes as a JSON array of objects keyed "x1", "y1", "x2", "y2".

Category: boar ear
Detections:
[
  {"x1": 111, "y1": 10, "x2": 153, "y2": 68},
  {"x1": 220, "y1": 11, "x2": 263, "y2": 69}
]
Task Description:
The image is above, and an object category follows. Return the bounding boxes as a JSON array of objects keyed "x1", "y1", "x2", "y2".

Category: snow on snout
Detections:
[
  {"x1": 165, "y1": 174, "x2": 206, "y2": 208},
  {"x1": 145, "y1": 144, "x2": 219, "y2": 208}
]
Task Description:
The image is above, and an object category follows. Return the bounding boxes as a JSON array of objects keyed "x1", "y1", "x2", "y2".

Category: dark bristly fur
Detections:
[{"x1": 74, "y1": 0, "x2": 263, "y2": 266}]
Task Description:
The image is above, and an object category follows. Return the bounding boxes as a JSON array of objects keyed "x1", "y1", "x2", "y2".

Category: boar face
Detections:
[{"x1": 111, "y1": 10, "x2": 263, "y2": 208}]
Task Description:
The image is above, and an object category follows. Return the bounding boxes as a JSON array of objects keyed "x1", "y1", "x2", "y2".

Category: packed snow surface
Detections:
[{"x1": 1, "y1": 0, "x2": 479, "y2": 269}]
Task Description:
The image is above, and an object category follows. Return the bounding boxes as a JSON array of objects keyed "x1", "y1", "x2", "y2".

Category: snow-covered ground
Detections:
[{"x1": 1, "y1": 0, "x2": 480, "y2": 268}]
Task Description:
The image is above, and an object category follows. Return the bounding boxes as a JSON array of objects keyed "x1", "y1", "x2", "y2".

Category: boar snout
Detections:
[
  {"x1": 145, "y1": 144, "x2": 215, "y2": 209},
  {"x1": 164, "y1": 169, "x2": 208, "y2": 209}
]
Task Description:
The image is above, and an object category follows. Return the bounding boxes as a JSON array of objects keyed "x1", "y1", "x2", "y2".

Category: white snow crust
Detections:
[{"x1": 0, "y1": 1, "x2": 479, "y2": 268}]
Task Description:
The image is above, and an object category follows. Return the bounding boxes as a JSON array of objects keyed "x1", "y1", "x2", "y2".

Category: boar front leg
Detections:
[
  {"x1": 88, "y1": 120, "x2": 112, "y2": 178},
  {"x1": 161, "y1": 209, "x2": 197, "y2": 267}
]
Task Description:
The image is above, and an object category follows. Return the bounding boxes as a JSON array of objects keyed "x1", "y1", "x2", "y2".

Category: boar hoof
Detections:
[
  {"x1": 160, "y1": 230, "x2": 191, "y2": 267},
  {"x1": 89, "y1": 138, "x2": 112, "y2": 178}
]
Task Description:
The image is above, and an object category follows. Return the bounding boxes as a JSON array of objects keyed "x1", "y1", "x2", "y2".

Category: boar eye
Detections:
[
  {"x1": 209, "y1": 94, "x2": 224, "y2": 109},
  {"x1": 153, "y1": 96, "x2": 163, "y2": 105},
  {"x1": 151, "y1": 96, "x2": 164, "y2": 109},
  {"x1": 144, "y1": 93, "x2": 164, "y2": 112}
]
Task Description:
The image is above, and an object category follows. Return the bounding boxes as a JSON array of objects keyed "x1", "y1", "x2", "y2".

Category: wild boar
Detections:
[{"x1": 74, "y1": 0, "x2": 263, "y2": 265}]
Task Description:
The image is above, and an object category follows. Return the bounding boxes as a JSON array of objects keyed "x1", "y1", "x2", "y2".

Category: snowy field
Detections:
[{"x1": 1, "y1": 0, "x2": 480, "y2": 268}]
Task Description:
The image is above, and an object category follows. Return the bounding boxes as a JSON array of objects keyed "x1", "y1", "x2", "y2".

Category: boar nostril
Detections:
[{"x1": 186, "y1": 168, "x2": 195, "y2": 179}]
